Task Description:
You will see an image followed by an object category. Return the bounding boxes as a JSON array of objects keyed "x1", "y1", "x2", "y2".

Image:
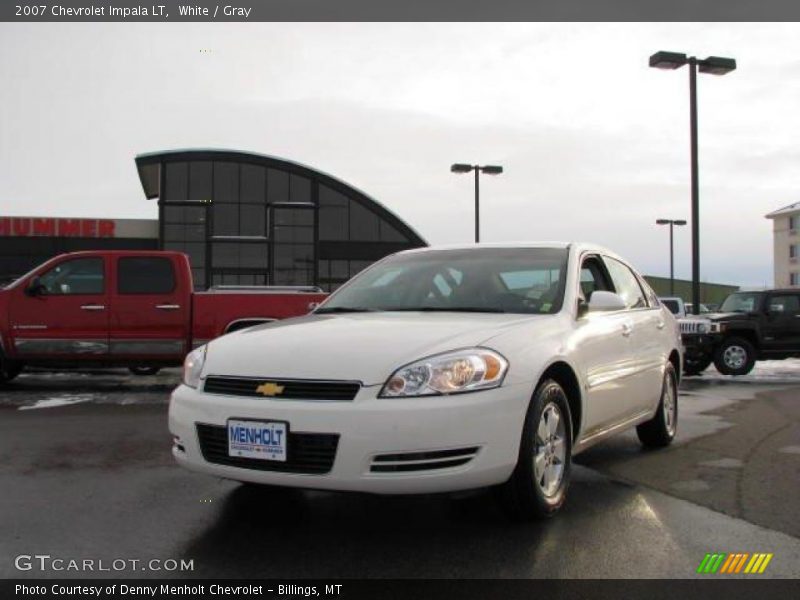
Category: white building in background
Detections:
[{"x1": 766, "y1": 202, "x2": 800, "y2": 288}]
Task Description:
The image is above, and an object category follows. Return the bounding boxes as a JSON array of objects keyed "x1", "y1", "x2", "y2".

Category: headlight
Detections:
[
  {"x1": 380, "y1": 348, "x2": 508, "y2": 398},
  {"x1": 697, "y1": 321, "x2": 710, "y2": 334},
  {"x1": 183, "y1": 346, "x2": 207, "y2": 389}
]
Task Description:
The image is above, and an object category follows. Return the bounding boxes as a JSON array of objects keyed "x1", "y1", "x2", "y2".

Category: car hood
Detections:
[{"x1": 202, "y1": 312, "x2": 545, "y2": 386}]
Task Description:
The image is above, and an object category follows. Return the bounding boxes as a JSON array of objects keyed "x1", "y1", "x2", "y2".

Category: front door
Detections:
[
  {"x1": 762, "y1": 292, "x2": 800, "y2": 351},
  {"x1": 108, "y1": 255, "x2": 189, "y2": 361},
  {"x1": 9, "y1": 256, "x2": 109, "y2": 358}
]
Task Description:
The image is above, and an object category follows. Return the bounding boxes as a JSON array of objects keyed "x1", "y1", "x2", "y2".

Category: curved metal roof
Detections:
[{"x1": 135, "y1": 148, "x2": 426, "y2": 246}]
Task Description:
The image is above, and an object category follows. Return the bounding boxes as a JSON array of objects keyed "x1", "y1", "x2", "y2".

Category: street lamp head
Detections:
[
  {"x1": 649, "y1": 51, "x2": 688, "y2": 70},
  {"x1": 656, "y1": 219, "x2": 671, "y2": 225},
  {"x1": 674, "y1": 219, "x2": 687, "y2": 226},
  {"x1": 451, "y1": 163, "x2": 474, "y2": 174},
  {"x1": 698, "y1": 56, "x2": 736, "y2": 75},
  {"x1": 480, "y1": 165, "x2": 503, "y2": 175}
]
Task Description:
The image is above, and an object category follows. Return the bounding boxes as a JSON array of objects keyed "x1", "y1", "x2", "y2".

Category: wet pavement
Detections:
[{"x1": 1, "y1": 363, "x2": 799, "y2": 578}]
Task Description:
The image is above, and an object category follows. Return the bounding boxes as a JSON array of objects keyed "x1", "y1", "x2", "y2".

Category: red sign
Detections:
[{"x1": 0, "y1": 217, "x2": 117, "y2": 238}]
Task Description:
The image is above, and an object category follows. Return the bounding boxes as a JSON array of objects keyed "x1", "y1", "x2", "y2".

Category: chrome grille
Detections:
[{"x1": 203, "y1": 377, "x2": 360, "y2": 401}]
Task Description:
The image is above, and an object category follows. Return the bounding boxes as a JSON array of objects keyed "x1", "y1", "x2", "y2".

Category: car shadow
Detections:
[{"x1": 178, "y1": 466, "x2": 653, "y2": 578}]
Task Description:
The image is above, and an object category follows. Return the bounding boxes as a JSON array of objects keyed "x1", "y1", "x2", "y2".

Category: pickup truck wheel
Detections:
[
  {"x1": 637, "y1": 363, "x2": 678, "y2": 448},
  {"x1": 497, "y1": 379, "x2": 572, "y2": 520},
  {"x1": 684, "y1": 356, "x2": 712, "y2": 376},
  {"x1": 129, "y1": 366, "x2": 161, "y2": 376},
  {"x1": 713, "y1": 337, "x2": 756, "y2": 376},
  {"x1": 0, "y1": 359, "x2": 24, "y2": 383}
]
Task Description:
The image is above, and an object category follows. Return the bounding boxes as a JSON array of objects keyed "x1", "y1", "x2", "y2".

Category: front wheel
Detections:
[
  {"x1": 636, "y1": 362, "x2": 678, "y2": 448},
  {"x1": 713, "y1": 337, "x2": 756, "y2": 376},
  {"x1": 0, "y1": 358, "x2": 24, "y2": 383},
  {"x1": 498, "y1": 379, "x2": 572, "y2": 520}
]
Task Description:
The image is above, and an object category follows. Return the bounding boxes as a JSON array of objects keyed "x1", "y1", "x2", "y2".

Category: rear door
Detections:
[
  {"x1": 108, "y1": 255, "x2": 190, "y2": 361},
  {"x1": 9, "y1": 256, "x2": 109, "y2": 358}
]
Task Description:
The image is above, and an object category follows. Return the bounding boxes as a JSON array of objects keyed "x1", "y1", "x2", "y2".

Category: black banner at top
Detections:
[{"x1": 2, "y1": 0, "x2": 800, "y2": 22}]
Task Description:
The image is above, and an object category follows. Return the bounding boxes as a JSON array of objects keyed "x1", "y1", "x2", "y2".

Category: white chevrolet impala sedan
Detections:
[{"x1": 170, "y1": 243, "x2": 682, "y2": 518}]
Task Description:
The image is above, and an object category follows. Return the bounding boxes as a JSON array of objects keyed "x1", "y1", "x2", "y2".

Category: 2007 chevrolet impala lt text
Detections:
[{"x1": 169, "y1": 243, "x2": 682, "y2": 518}]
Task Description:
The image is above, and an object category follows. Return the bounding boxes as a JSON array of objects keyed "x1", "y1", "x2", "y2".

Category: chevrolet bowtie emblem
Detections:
[{"x1": 255, "y1": 382, "x2": 285, "y2": 397}]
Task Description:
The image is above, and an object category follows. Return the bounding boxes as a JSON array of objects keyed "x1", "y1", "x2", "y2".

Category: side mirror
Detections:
[
  {"x1": 587, "y1": 291, "x2": 627, "y2": 313},
  {"x1": 25, "y1": 276, "x2": 45, "y2": 297}
]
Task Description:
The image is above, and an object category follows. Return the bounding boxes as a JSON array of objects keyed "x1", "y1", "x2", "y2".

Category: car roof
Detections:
[{"x1": 396, "y1": 241, "x2": 622, "y2": 258}]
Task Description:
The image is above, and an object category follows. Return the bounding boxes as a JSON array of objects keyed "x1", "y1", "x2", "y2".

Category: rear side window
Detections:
[
  {"x1": 118, "y1": 257, "x2": 176, "y2": 294},
  {"x1": 604, "y1": 257, "x2": 648, "y2": 309}
]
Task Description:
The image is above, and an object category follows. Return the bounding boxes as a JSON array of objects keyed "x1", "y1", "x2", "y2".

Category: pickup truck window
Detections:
[
  {"x1": 39, "y1": 257, "x2": 104, "y2": 295},
  {"x1": 118, "y1": 257, "x2": 176, "y2": 294}
]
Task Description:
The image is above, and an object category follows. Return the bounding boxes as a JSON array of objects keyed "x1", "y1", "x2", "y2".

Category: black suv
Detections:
[{"x1": 681, "y1": 289, "x2": 800, "y2": 376}]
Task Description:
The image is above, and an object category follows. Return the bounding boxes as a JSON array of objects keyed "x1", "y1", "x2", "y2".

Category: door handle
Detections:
[
  {"x1": 155, "y1": 304, "x2": 181, "y2": 310},
  {"x1": 80, "y1": 304, "x2": 105, "y2": 311},
  {"x1": 621, "y1": 323, "x2": 633, "y2": 337}
]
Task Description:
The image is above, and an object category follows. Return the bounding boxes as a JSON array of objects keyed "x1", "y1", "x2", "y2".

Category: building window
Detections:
[
  {"x1": 791, "y1": 245, "x2": 797, "y2": 259},
  {"x1": 790, "y1": 216, "x2": 798, "y2": 231},
  {"x1": 791, "y1": 273, "x2": 799, "y2": 286}
]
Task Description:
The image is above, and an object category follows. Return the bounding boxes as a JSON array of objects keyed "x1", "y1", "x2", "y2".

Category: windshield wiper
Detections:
[
  {"x1": 384, "y1": 307, "x2": 507, "y2": 314},
  {"x1": 314, "y1": 307, "x2": 383, "y2": 314}
]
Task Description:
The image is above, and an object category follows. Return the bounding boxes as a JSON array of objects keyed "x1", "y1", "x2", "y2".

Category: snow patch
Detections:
[{"x1": 18, "y1": 395, "x2": 93, "y2": 410}]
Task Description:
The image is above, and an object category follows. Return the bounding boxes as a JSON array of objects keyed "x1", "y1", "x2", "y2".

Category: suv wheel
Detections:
[
  {"x1": 684, "y1": 356, "x2": 712, "y2": 376},
  {"x1": 713, "y1": 337, "x2": 756, "y2": 376},
  {"x1": 498, "y1": 379, "x2": 572, "y2": 520}
]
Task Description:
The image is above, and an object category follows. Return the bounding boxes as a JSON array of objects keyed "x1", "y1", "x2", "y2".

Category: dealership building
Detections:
[{"x1": 0, "y1": 149, "x2": 427, "y2": 289}]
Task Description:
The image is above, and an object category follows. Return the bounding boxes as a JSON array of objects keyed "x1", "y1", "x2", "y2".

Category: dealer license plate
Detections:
[{"x1": 227, "y1": 419, "x2": 287, "y2": 462}]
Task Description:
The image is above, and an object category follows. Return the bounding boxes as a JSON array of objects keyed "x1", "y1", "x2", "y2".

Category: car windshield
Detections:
[
  {"x1": 720, "y1": 292, "x2": 761, "y2": 313},
  {"x1": 317, "y1": 247, "x2": 569, "y2": 315}
]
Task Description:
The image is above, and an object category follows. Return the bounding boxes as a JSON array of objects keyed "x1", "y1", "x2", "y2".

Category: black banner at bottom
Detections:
[{"x1": 4, "y1": 579, "x2": 800, "y2": 600}]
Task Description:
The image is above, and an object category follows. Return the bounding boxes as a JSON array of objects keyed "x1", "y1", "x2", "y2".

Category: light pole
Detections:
[
  {"x1": 649, "y1": 50, "x2": 736, "y2": 315},
  {"x1": 656, "y1": 218, "x2": 687, "y2": 296},
  {"x1": 451, "y1": 163, "x2": 503, "y2": 243}
]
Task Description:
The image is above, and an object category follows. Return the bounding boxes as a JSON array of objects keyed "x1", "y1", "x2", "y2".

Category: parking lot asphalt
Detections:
[{"x1": 1, "y1": 365, "x2": 799, "y2": 579}]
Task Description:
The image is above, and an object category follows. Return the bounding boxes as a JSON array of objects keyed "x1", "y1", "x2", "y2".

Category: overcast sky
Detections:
[{"x1": 2, "y1": 22, "x2": 799, "y2": 286}]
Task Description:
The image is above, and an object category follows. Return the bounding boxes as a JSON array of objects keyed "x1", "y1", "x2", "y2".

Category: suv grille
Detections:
[
  {"x1": 196, "y1": 424, "x2": 339, "y2": 474},
  {"x1": 203, "y1": 377, "x2": 360, "y2": 401},
  {"x1": 679, "y1": 320, "x2": 709, "y2": 335}
]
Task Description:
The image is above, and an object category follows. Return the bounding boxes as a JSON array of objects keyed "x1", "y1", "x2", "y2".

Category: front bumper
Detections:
[
  {"x1": 681, "y1": 333, "x2": 721, "y2": 361},
  {"x1": 168, "y1": 380, "x2": 533, "y2": 494}
]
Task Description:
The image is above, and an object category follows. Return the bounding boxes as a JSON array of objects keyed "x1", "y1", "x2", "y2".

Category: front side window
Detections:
[
  {"x1": 38, "y1": 257, "x2": 104, "y2": 295},
  {"x1": 118, "y1": 257, "x2": 175, "y2": 294},
  {"x1": 603, "y1": 256, "x2": 647, "y2": 309},
  {"x1": 766, "y1": 294, "x2": 800, "y2": 315},
  {"x1": 318, "y1": 248, "x2": 569, "y2": 315}
]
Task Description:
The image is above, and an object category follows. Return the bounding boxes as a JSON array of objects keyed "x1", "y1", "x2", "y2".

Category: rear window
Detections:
[{"x1": 118, "y1": 257, "x2": 176, "y2": 294}]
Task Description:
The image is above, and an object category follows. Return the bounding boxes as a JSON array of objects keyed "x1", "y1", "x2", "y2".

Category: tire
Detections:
[
  {"x1": 129, "y1": 366, "x2": 161, "y2": 376},
  {"x1": 683, "y1": 356, "x2": 712, "y2": 376},
  {"x1": 713, "y1": 337, "x2": 756, "y2": 376},
  {"x1": 498, "y1": 379, "x2": 572, "y2": 520},
  {"x1": 0, "y1": 358, "x2": 24, "y2": 383},
  {"x1": 636, "y1": 362, "x2": 678, "y2": 448}
]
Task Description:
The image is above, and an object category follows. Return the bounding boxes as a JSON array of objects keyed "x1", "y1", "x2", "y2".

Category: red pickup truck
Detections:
[{"x1": 0, "y1": 250, "x2": 327, "y2": 383}]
